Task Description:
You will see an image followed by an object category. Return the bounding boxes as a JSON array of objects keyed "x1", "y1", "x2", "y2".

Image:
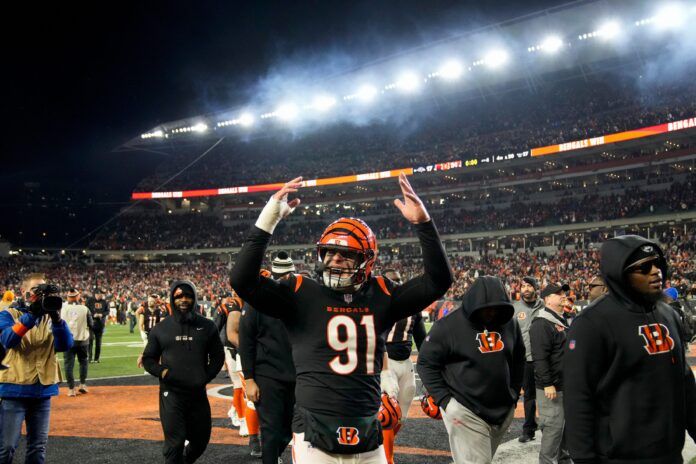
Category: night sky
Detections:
[{"x1": 2, "y1": 0, "x2": 564, "y2": 247}]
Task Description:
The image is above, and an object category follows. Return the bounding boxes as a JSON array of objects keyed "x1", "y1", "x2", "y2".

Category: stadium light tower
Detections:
[
  {"x1": 597, "y1": 21, "x2": 621, "y2": 40},
  {"x1": 276, "y1": 104, "x2": 299, "y2": 121},
  {"x1": 356, "y1": 84, "x2": 378, "y2": 103},
  {"x1": 541, "y1": 36, "x2": 564, "y2": 53},
  {"x1": 311, "y1": 95, "x2": 337, "y2": 112},
  {"x1": 484, "y1": 49, "x2": 509, "y2": 68},
  {"x1": 238, "y1": 113, "x2": 254, "y2": 127},
  {"x1": 191, "y1": 123, "x2": 208, "y2": 133},
  {"x1": 654, "y1": 4, "x2": 686, "y2": 30},
  {"x1": 395, "y1": 72, "x2": 421, "y2": 92},
  {"x1": 439, "y1": 60, "x2": 464, "y2": 80}
]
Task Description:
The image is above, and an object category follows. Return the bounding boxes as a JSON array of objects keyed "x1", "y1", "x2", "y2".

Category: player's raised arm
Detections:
[
  {"x1": 388, "y1": 173, "x2": 453, "y2": 323},
  {"x1": 229, "y1": 177, "x2": 303, "y2": 317}
]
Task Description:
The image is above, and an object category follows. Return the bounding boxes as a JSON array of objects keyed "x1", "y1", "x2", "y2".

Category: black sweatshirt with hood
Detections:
[
  {"x1": 563, "y1": 235, "x2": 696, "y2": 464},
  {"x1": 417, "y1": 276, "x2": 525, "y2": 425},
  {"x1": 142, "y1": 280, "x2": 225, "y2": 394}
]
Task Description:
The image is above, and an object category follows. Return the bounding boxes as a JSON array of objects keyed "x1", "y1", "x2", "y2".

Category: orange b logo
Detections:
[
  {"x1": 336, "y1": 427, "x2": 360, "y2": 446},
  {"x1": 638, "y1": 323, "x2": 674, "y2": 355},
  {"x1": 476, "y1": 332, "x2": 504, "y2": 353}
]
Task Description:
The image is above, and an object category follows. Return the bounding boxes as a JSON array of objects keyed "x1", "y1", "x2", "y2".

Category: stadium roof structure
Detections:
[{"x1": 116, "y1": 0, "x2": 692, "y2": 152}]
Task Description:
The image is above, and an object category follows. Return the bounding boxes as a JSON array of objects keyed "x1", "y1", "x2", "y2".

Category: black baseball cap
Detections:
[
  {"x1": 540, "y1": 283, "x2": 570, "y2": 299},
  {"x1": 521, "y1": 276, "x2": 539, "y2": 290}
]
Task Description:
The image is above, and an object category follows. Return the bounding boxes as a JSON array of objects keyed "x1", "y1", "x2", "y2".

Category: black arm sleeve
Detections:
[
  {"x1": 238, "y1": 304, "x2": 259, "y2": 380},
  {"x1": 511, "y1": 320, "x2": 526, "y2": 396},
  {"x1": 388, "y1": 221, "x2": 453, "y2": 325},
  {"x1": 416, "y1": 321, "x2": 453, "y2": 408},
  {"x1": 205, "y1": 324, "x2": 225, "y2": 383},
  {"x1": 413, "y1": 315, "x2": 427, "y2": 351},
  {"x1": 142, "y1": 330, "x2": 166, "y2": 378},
  {"x1": 530, "y1": 321, "x2": 554, "y2": 388},
  {"x1": 229, "y1": 226, "x2": 297, "y2": 319}
]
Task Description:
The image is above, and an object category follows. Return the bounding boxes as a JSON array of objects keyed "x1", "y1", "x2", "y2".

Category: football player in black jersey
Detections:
[
  {"x1": 230, "y1": 174, "x2": 452, "y2": 464},
  {"x1": 380, "y1": 269, "x2": 427, "y2": 464},
  {"x1": 136, "y1": 294, "x2": 164, "y2": 369}
]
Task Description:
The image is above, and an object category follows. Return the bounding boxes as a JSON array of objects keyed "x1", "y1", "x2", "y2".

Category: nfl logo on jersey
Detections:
[{"x1": 344, "y1": 294, "x2": 353, "y2": 303}]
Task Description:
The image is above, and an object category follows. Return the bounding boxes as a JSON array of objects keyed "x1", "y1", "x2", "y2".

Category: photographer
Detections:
[{"x1": 0, "y1": 273, "x2": 74, "y2": 463}]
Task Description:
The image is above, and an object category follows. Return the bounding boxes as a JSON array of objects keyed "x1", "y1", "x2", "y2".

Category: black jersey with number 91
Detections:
[{"x1": 269, "y1": 274, "x2": 400, "y2": 417}]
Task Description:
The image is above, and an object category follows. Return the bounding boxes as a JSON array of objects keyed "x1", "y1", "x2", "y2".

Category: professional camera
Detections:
[{"x1": 29, "y1": 283, "x2": 63, "y2": 313}]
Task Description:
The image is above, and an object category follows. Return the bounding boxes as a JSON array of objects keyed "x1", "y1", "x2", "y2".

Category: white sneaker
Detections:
[
  {"x1": 67, "y1": 388, "x2": 77, "y2": 397},
  {"x1": 78, "y1": 384, "x2": 88, "y2": 394},
  {"x1": 239, "y1": 418, "x2": 249, "y2": 437},
  {"x1": 229, "y1": 407, "x2": 241, "y2": 427}
]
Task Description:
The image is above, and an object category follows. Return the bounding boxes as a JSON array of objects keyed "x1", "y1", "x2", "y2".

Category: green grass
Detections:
[{"x1": 58, "y1": 324, "x2": 147, "y2": 379}]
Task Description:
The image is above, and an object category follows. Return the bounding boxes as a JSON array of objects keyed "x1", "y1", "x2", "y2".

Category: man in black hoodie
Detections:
[
  {"x1": 142, "y1": 281, "x2": 225, "y2": 464},
  {"x1": 417, "y1": 276, "x2": 525, "y2": 464},
  {"x1": 564, "y1": 235, "x2": 696, "y2": 464}
]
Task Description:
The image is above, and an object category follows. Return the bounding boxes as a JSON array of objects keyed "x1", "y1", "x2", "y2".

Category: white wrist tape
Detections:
[
  {"x1": 380, "y1": 368, "x2": 399, "y2": 398},
  {"x1": 255, "y1": 196, "x2": 296, "y2": 234}
]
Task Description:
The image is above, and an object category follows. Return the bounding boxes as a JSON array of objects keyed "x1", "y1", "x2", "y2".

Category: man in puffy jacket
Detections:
[{"x1": 142, "y1": 280, "x2": 225, "y2": 464}]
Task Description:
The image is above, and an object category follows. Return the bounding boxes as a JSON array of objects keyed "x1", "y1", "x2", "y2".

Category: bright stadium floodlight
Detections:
[
  {"x1": 597, "y1": 21, "x2": 621, "y2": 40},
  {"x1": 541, "y1": 36, "x2": 564, "y2": 53},
  {"x1": 356, "y1": 84, "x2": 377, "y2": 103},
  {"x1": 439, "y1": 60, "x2": 464, "y2": 80},
  {"x1": 484, "y1": 49, "x2": 509, "y2": 68},
  {"x1": 311, "y1": 95, "x2": 337, "y2": 112},
  {"x1": 276, "y1": 104, "x2": 299, "y2": 121},
  {"x1": 237, "y1": 113, "x2": 254, "y2": 127},
  {"x1": 395, "y1": 72, "x2": 421, "y2": 92},
  {"x1": 654, "y1": 4, "x2": 686, "y2": 30},
  {"x1": 191, "y1": 123, "x2": 208, "y2": 133}
]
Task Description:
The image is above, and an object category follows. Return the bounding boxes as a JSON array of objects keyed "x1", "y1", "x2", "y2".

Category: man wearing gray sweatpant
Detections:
[{"x1": 417, "y1": 276, "x2": 525, "y2": 464}]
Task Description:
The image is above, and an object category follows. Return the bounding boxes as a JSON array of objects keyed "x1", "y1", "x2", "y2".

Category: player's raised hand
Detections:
[
  {"x1": 272, "y1": 176, "x2": 303, "y2": 210},
  {"x1": 256, "y1": 176, "x2": 303, "y2": 234},
  {"x1": 393, "y1": 173, "x2": 430, "y2": 224}
]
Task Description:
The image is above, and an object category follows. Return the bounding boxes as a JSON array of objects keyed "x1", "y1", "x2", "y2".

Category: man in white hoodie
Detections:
[{"x1": 63, "y1": 288, "x2": 93, "y2": 397}]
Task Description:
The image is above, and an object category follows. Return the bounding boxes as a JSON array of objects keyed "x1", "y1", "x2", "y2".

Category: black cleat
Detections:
[{"x1": 518, "y1": 433, "x2": 535, "y2": 443}]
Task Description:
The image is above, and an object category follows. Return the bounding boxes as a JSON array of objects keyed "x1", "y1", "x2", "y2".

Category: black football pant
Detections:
[
  {"x1": 89, "y1": 328, "x2": 104, "y2": 362},
  {"x1": 254, "y1": 376, "x2": 295, "y2": 464},
  {"x1": 522, "y1": 361, "x2": 537, "y2": 435},
  {"x1": 159, "y1": 388, "x2": 211, "y2": 464}
]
